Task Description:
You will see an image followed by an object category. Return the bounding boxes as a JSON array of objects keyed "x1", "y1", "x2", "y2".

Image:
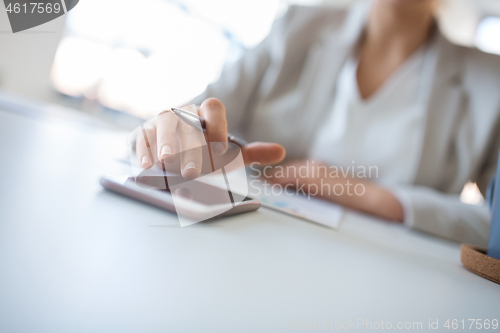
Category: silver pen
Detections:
[{"x1": 170, "y1": 107, "x2": 248, "y2": 148}]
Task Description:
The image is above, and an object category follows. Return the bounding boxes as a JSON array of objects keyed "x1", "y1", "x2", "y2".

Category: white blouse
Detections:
[{"x1": 309, "y1": 45, "x2": 430, "y2": 185}]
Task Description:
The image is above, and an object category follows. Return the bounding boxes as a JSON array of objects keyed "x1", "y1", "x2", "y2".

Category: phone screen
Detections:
[{"x1": 130, "y1": 176, "x2": 252, "y2": 206}]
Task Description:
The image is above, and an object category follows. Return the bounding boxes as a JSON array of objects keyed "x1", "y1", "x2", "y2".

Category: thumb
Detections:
[{"x1": 241, "y1": 142, "x2": 286, "y2": 166}]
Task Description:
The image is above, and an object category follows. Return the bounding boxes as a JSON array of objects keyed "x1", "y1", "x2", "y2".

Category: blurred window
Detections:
[
  {"x1": 51, "y1": 0, "x2": 283, "y2": 118},
  {"x1": 475, "y1": 16, "x2": 500, "y2": 56}
]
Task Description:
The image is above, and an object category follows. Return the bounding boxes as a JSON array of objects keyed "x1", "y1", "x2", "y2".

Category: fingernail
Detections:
[
  {"x1": 184, "y1": 161, "x2": 198, "y2": 170},
  {"x1": 141, "y1": 155, "x2": 151, "y2": 167},
  {"x1": 161, "y1": 145, "x2": 172, "y2": 157},
  {"x1": 213, "y1": 142, "x2": 227, "y2": 155}
]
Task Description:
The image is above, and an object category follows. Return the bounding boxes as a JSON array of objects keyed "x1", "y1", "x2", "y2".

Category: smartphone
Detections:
[{"x1": 100, "y1": 174, "x2": 260, "y2": 220}]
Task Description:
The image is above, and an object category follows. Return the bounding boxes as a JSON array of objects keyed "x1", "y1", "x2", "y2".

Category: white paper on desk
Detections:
[
  {"x1": 201, "y1": 170, "x2": 344, "y2": 229},
  {"x1": 249, "y1": 179, "x2": 344, "y2": 229}
]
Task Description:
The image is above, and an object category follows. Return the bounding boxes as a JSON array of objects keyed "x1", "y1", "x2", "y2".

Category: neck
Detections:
[{"x1": 364, "y1": 1, "x2": 435, "y2": 55}]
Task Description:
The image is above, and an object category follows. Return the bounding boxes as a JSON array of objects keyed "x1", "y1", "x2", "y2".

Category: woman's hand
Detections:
[
  {"x1": 266, "y1": 159, "x2": 404, "y2": 222},
  {"x1": 136, "y1": 98, "x2": 286, "y2": 179}
]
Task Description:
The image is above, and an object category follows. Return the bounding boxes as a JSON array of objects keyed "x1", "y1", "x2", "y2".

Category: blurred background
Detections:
[
  {"x1": 1, "y1": 0, "x2": 500, "y2": 127},
  {"x1": 0, "y1": 0, "x2": 497, "y2": 205}
]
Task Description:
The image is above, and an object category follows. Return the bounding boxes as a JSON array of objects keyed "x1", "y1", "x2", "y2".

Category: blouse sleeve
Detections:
[
  {"x1": 190, "y1": 7, "x2": 299, "y2": 132},
  {"x1": 391, "y1": 185, "x2": 490, "y2": 246}
]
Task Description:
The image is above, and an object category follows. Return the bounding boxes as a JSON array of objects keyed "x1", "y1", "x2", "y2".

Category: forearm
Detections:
[
  {"x1": 267, "y1": 160, "x2": 405, "y2": 222},
  {"x1": 315, "y1": 178, "x2": 404, "y2": 222}
]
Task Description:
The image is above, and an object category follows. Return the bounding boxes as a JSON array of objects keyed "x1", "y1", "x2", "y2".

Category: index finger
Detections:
[{"x1": 198, "y1": 98, "x2": 228, "y2": 155}]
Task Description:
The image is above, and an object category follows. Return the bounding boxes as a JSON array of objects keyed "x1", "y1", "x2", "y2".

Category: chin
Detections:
[
  {"x1": 384, "y1": 0, "x2": 430, "y2": 2},
  {"x1": 379, "y1": 0, "x2": 435, "y2": 11}
]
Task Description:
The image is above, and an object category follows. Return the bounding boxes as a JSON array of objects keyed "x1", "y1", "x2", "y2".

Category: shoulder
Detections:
[
  {"x1": 453, "y1": 43, "x2": 500, "y2": 87},
  {"x1": 270, "y1": 5, "x2": 351, "y2": 44},
  {"x1": 281, "y1": 5, "x2": 349, "y2": 29}
]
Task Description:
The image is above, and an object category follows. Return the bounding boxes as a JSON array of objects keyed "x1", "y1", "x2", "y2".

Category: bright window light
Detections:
[
  {"x1": 51, "y1": 37, "x2": 112, "y2": 98},
  {"x1": 460, "y1": 182, "x2": 484, "y2": 206},
  {"x1": 52, "y1": 0, "x2": 282, "y2": 118},
  {"x1": 475, "y1": 16, "x2": 500, "y2": 55}
]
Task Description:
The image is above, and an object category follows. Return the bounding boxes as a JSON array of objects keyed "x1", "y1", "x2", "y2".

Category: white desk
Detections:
[{"x1": 0, "y1": 95, "x2": 499, "y2": 332}]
